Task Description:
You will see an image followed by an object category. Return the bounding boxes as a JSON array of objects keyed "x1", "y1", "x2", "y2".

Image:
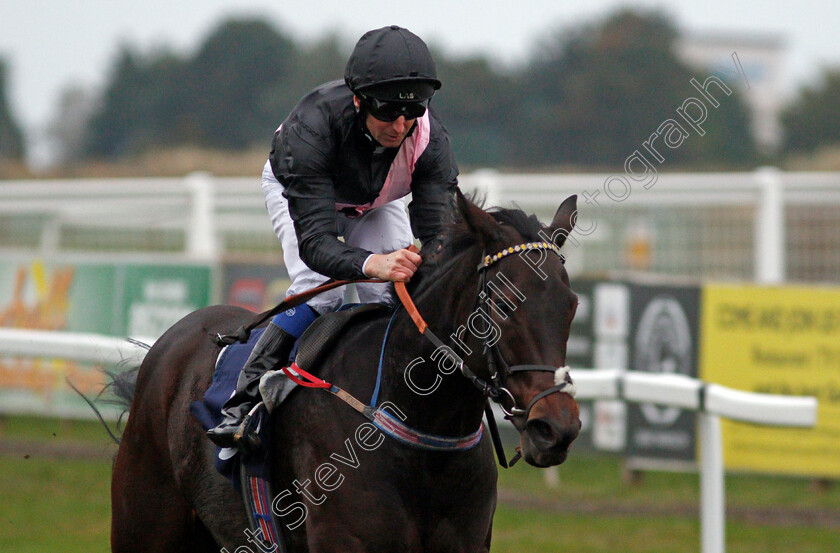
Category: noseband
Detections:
[{"x1": 395, "y1": 241, "x2": 577, "y2": 423}]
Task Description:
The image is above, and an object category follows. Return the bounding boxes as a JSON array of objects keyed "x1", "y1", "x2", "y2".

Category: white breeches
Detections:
[{"x1": 261, "y1": 161, "x2": 414, "y2": 313}]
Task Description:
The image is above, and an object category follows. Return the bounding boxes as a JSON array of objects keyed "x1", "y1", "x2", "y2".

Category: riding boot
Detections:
[{"x1": 206, "y1": 322, "x2": 297, "y2": 448}]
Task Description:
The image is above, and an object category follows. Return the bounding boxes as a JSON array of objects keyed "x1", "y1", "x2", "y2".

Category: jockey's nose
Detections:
[{"x1": 392, "y1": 116, "x2": 409, "y2": 133}]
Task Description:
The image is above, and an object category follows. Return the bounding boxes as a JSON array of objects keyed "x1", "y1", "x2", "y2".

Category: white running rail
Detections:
[
  {"x1": 0, "y1": 328, "x2": 150, "y2": 366},
  {"x1": 573, "y1": 369, "x2": 818, "y2": 553}
]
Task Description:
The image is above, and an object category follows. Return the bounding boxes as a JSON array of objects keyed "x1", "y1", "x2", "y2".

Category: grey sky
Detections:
[{"x1": 1, "y1": 0, "x2": 838, "y2": 136}]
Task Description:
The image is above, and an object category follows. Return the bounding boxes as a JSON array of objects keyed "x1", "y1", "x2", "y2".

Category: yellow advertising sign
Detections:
[{"x1": 700, "y1": 283, "x2": 840, "y2": 477}]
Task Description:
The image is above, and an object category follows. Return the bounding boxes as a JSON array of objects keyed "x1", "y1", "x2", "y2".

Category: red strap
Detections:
[{"x1": 282, "y1": 363, "x2": 331, "y2": 388}]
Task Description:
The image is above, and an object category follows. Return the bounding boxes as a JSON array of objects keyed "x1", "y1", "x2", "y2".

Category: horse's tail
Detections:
[
  {"x1": 103, "y1": 338, "x2": 148, "y2": 410},
  {"x1": 66, "y1": 338, "x2": 149, "y2": 445}
]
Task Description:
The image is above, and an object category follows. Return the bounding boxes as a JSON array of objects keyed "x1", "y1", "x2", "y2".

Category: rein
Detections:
[
  {"x1": 214, "y1": 277, "x2": 386, "y2": 346},
  {"x1": 214, "y1": 259, "x2": 487, "y2": 453},
  {"x1": 394, "y1": 242, "x2": 577, "y2": 466},
  {"x1": 396, "y1": 242, "x2": 577, "y2": 413}
]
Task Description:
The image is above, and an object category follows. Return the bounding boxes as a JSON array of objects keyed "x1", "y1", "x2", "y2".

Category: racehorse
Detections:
[{"x1": 110, "y1": 191, "x2": 581, "y2": 553}]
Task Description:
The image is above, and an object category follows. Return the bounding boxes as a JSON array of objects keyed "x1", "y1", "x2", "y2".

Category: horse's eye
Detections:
[{"x1": 487, "y1": 296, "x2": 514, "y2": 318}]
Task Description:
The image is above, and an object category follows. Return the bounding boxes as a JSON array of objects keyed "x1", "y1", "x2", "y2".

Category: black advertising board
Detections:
[{"x1": 625, "y1": 281, "x2": 701, "y2": 466}]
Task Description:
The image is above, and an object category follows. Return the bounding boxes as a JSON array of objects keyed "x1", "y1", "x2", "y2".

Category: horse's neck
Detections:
[{"x1": 379, "y1": 256, "x2": 489, "y2": 437}]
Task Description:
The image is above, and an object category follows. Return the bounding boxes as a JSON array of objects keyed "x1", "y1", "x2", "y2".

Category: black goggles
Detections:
[{"x1": 361, "y1": 95, "x2": 429, "y2": 122}]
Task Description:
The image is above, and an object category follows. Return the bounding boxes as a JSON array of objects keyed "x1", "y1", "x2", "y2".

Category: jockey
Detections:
[{"x1": 207, "y1": 25, "x2": 460, "y2": 448}]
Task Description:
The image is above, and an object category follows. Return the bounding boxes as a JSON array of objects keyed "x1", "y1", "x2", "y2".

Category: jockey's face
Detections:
[
  {"x1": 366, "y1": 114, "x2": 415, "y2": 148},
  {"x1": 354, "y1": 96, "x2": 416, "y2": 148}
]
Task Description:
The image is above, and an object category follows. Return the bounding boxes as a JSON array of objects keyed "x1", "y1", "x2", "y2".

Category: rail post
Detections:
[
  {"x1": 699, "y1": 412, "x2": 725, "y2": 553},
  {"x1": 754, "y1": 166, "x2": 784, "y2": 284},
  {"x1": 185, "y1": 171, "x2": 219, "y2": 261}
]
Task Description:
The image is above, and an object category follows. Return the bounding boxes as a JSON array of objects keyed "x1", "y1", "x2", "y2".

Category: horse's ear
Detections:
[
  {"x1": 456, "y1": 189, "x2": 499, "y2": 243},
  {"x1": 547, "y1": 195, "x2": 578, "y2": 247}
]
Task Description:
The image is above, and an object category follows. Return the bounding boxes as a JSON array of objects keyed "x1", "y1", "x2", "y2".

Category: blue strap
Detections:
[{"x1": 370, "y1": 307, "x2": 401, "y2": 407}]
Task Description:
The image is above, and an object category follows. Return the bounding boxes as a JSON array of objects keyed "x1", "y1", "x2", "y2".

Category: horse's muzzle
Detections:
[{"x1": 521, "y1": 415, "x2": 581, "y2": 467}]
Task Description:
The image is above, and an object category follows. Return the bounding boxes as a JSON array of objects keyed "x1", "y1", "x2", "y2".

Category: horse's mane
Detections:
[
  {"x1": 408, "y1": 194, "x2": 547, "y2": 299},
  {"x1": 488, "y1": 208, "x2": 545, "y2": 241}
]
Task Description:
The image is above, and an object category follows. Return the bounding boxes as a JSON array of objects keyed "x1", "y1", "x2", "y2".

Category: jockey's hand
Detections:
[{"x1": 363, "y1": 248, "x2": 422, "y2": 282}]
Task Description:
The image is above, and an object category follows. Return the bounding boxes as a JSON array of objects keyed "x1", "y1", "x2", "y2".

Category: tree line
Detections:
[
  {"x1": 0, "y1": 59, "x2": 25, "y2": 162},
  {"x1": 0, "y1": 9, "x2": 837, "y2": 170}
]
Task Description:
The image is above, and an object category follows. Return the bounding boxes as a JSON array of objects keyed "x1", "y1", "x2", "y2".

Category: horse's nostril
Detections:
[
  {"x1": 523, "y1": 416, "x2": 580, "y2": 467},
  {"x1": 526, "y1": 417, "x2": 580, "y2": 451},
  {"x1": 526, "y1": 419, "x2": 557, "y2": 448}
]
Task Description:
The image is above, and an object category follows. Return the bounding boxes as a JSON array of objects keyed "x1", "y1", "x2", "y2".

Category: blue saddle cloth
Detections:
[{"x1": 189, "y1": 327, "x2": 272, "y2": 487}]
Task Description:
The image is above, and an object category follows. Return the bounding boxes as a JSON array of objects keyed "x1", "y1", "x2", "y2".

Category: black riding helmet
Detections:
[{"x1": 345, "y1": 25, "x2": 441, "y2": 103}]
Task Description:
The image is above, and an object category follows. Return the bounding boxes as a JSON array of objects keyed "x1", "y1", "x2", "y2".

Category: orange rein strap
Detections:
[{"x1": 393, "y1": 244, "x2": 428, "y2": 334}]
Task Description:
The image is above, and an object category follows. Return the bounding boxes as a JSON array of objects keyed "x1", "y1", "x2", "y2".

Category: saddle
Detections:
[{"x1": 296, "y1": 303, "x2": 388, "y2": 371}]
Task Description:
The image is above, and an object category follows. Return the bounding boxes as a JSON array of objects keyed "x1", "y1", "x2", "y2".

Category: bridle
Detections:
[
  {"x1": 478, "y1": 247, "x2": 578, "y2": 421},
  {"x1": 395, "y1": 241, "x2": 577, "y2": 423}
]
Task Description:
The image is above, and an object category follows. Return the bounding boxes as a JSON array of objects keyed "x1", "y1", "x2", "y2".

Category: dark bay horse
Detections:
[{"x1": 111, "y1": 193, "x2": 581, "y2": 553}]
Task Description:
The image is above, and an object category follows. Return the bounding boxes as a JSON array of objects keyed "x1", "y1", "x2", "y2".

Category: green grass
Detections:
[
  {"x1": 491, "y1": 503, "x2": 840, "y2": 553},
  {"x1": 0, "y1": 456, "x2": 111, "y2": 553},
  {"x1": 492, "y1": 505, "x2": 700, "y2": 553},
  {"x1": 498, "y1": 451, "x2": 840, "y2": 511},
  {"x1": 499, "y1": 453, "x2": 840, "y2": 508},
  {"x1": 1, "y1": 416, "x2": 838, "y2": 552},
  {"x1": 0, "y1": 414, "x2": 120, "y2": 444}
]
